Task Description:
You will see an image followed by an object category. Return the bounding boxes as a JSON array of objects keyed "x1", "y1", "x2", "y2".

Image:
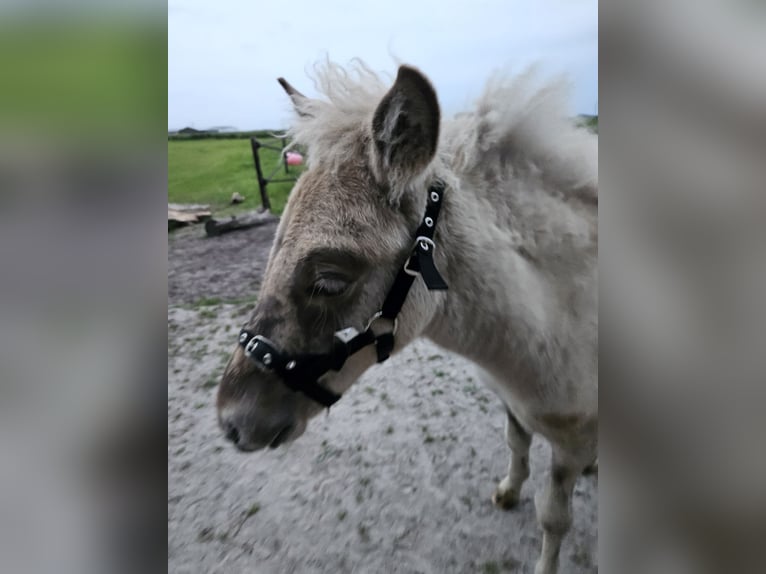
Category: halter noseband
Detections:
[{"x1": 238, "y1": 180, "x2": 449, "y2": 407}]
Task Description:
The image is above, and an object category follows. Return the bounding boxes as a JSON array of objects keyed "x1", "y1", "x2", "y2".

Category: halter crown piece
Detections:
[{"x1": 238, "y1": 180, "x2": 448, "y2": 407}]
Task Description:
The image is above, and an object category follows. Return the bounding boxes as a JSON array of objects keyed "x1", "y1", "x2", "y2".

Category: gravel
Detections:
[{"x1": 168, "y1": 223, "x2": 597, "y2": 573}]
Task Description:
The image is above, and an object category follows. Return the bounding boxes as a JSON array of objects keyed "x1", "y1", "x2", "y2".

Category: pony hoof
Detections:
[{"x1": 491, "y1": 488, "x2": 520, "y2": 510}]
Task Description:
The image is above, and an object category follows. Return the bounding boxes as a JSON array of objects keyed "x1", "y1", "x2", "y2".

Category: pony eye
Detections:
[{"x1": 311, "y1": 276, "x2": 350, "y2": 297}]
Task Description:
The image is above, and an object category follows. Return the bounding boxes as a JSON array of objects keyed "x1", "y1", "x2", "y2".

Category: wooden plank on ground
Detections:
[
  {"x1": 204, "y1": 210, "x2": 277, "y2": 237},
  {"x1": 168, "y1": 204, "x2": 212, "y2": 230}
]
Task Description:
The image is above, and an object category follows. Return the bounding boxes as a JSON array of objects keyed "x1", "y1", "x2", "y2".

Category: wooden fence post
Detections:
[
  {"x1": 282, "y1": 138, "x2": 289, "y2": 175},
  {"x1": 250, "y1": 137, "x2": 271, "y2": 212}
]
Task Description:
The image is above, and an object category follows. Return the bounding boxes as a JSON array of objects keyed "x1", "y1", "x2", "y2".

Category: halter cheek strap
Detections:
[{"x1": 238, "y1": 180, "x2": 448, "y2": 407}]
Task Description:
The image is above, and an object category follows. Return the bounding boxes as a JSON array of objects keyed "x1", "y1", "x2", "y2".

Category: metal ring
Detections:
[
  {"x1": 424, "y1": 216, "x2": 434, "y2": 227},
  {"x1": 239, "y1": 332, "x2": 249, "y2": 344},
  {"x1": 286, "y1": 360, "x2": 297, "y2": 370},
  {"x1": 365, "y1": 311, "x2": 398, "y2": 336},
  {"x1": 414, "y1": 236, "x2": 436, "y2": 252},
  {"x1": 262, "y1": 353, "x2": 273, "y2": 366},
  {"x1": 245, "y1": 338, "x2": 259, "y2": 355},
  {"x1": 430, "y1": 191, "x2": 440, "y2": 202}
]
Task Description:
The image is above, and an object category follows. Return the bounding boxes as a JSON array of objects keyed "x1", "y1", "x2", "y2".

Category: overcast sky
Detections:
[{"x1": 168, "y1": 0, "x2": 597, "y2": 130}]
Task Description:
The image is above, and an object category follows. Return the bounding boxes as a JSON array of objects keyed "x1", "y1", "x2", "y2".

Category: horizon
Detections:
[{"x1": 167, "y1": 111, "x2": 599, "y2": 134}]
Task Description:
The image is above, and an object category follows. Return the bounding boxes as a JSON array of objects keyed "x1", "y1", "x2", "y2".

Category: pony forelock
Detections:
[{"x1": 285, "y1": 59, "x2": 390, "y2": 169}]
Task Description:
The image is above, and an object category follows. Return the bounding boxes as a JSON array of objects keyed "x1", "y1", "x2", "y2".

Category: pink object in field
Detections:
[{"x1": 286, "y1": 151, "x2": 303, "y2": 166}]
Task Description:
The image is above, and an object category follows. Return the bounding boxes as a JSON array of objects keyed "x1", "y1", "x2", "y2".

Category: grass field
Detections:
[
  {"x1": 169, "y1": 116, "x2": 596, "y2": 219},
  {"x1": 168, "y1": 137, "x2": 304, "y2": 216}
]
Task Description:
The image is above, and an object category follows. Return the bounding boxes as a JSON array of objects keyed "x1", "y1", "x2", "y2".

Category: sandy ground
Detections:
[{"x1": 168, "y1": 225, "x2": 597, "y2": 573}]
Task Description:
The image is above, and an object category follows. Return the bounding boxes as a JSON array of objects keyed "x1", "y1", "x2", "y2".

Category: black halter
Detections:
[{"x1": 238, "y1": 180, "x2": 449, "y2": 407}]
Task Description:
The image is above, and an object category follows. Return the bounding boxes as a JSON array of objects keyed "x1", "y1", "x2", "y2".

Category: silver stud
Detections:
[
  {"x1": 262, "y1": 353, "x2": 273, "y2": 366},
  {"x1": 424, "y1": 216, "x2": 434, "y2": 227},
  {"x1": 430, "y1": 191, "x2": 440, "y2": 202},
  {"x1": 286, "y1": 360, "x2": 296, "y2": 370},
  {"x1": 239, "y1": 332, "x2": 248, "y2": 344},
  {"x1": 419, "y1": 240, "x2": 429, "y2": 251}
]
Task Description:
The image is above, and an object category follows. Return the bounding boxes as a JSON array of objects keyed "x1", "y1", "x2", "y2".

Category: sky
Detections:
[{"x1": 168, "y1": 0, "x2": 597, "y2": 131}]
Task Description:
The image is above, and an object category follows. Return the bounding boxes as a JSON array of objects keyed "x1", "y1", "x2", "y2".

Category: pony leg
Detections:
[
  {"x1": 534, "y1": 447, "x2": 590, "y2": 574},
  {"x1": 492, "y1": 407, "x2": 532, "y2": 509}
]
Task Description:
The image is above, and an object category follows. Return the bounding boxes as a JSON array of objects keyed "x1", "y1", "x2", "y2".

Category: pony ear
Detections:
[
  {"x1": 277, "y1": 77, "x2": 312, "y2": 117},
  {"x1": 371, "y1": 65, "x2": 440, "y2": 183}
]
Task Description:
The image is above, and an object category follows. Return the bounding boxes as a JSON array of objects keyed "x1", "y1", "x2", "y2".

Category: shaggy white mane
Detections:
[
  {"x1": 286, "y1": 59, "x2": 389, "y2": 168},
  {"x1": 445, "y1": 68, "x2": 597, "y2": 193},
  {"x1": 287, "y1": 59, "x2": 596, "y2": 196}
]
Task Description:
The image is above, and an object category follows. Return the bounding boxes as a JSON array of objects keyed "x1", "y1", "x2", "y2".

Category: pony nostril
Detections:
[{"x1": 225, "y1": 424, "x2": 240, "y2": 445}]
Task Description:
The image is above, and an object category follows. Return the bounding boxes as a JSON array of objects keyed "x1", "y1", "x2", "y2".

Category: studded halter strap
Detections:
[{"x1": 237, "y1": 180, "x2": 448, "y2": 407}]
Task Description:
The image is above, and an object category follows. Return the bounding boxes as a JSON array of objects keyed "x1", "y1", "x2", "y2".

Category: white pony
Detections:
[{"x1": 217, "y1": 61, "x2": 597, "y2": 574}]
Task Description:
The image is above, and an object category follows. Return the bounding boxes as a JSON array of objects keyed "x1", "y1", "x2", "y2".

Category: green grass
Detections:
[
  {"x1": 168, "y1": 117, "x2": 594, "y2": 218},
  {"x1": 169, "y1": 117, "x2": 594, "y2": 221},
  {"x1": 191, "y1": 297, "x2": 223, "y2": 307},
  {"x1": 168, "y1": 137, "x2": 305, "y2": 216}
]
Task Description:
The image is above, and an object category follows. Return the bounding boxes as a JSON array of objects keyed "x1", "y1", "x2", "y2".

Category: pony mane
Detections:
[
  {"x1": 443, "y1": 67, "x2": 597, "y2": 193},
  {"x1": 286, "y1": 60, "x2": 597, "y2": 196}
]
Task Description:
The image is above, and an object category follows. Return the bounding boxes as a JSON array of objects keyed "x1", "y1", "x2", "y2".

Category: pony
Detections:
[{"x1": 217, "y1": 60, "x2": 597, "y2": 574}]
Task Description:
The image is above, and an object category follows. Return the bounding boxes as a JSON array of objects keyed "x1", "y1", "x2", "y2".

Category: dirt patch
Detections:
[
  {"x1": 168, "y1": 224, "x2": 597, "y2": 573},
  {"x1": 168, "y1": 221, "x2": 279, "y2": 307}
]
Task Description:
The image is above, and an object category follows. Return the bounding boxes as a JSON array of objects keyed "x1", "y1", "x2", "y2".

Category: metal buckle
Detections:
[
  {"x1": 365, "y1": 311, "x2": 398, "y2": 336},
  {"x1": 403, "y1": 236, "x2": 437, "y2": 277},
  {"x1": 245, "y1": 338, "x2": 259, "y2": 355},
  {"x1": 334, "y1": 326, "x2": 360, "y2": 344},
  {"x1": 245, "y1": 334, "x2": 276, "y2": 355},
  {"x1": 247, "y1": 335, "x2": 280, "y2": 369},
  {"x1": 253, "y1": 334, "x2": 277, "y2": 349},
  {"x1": 415, "y1": 236, "x2": 435, "y2": 252}
]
